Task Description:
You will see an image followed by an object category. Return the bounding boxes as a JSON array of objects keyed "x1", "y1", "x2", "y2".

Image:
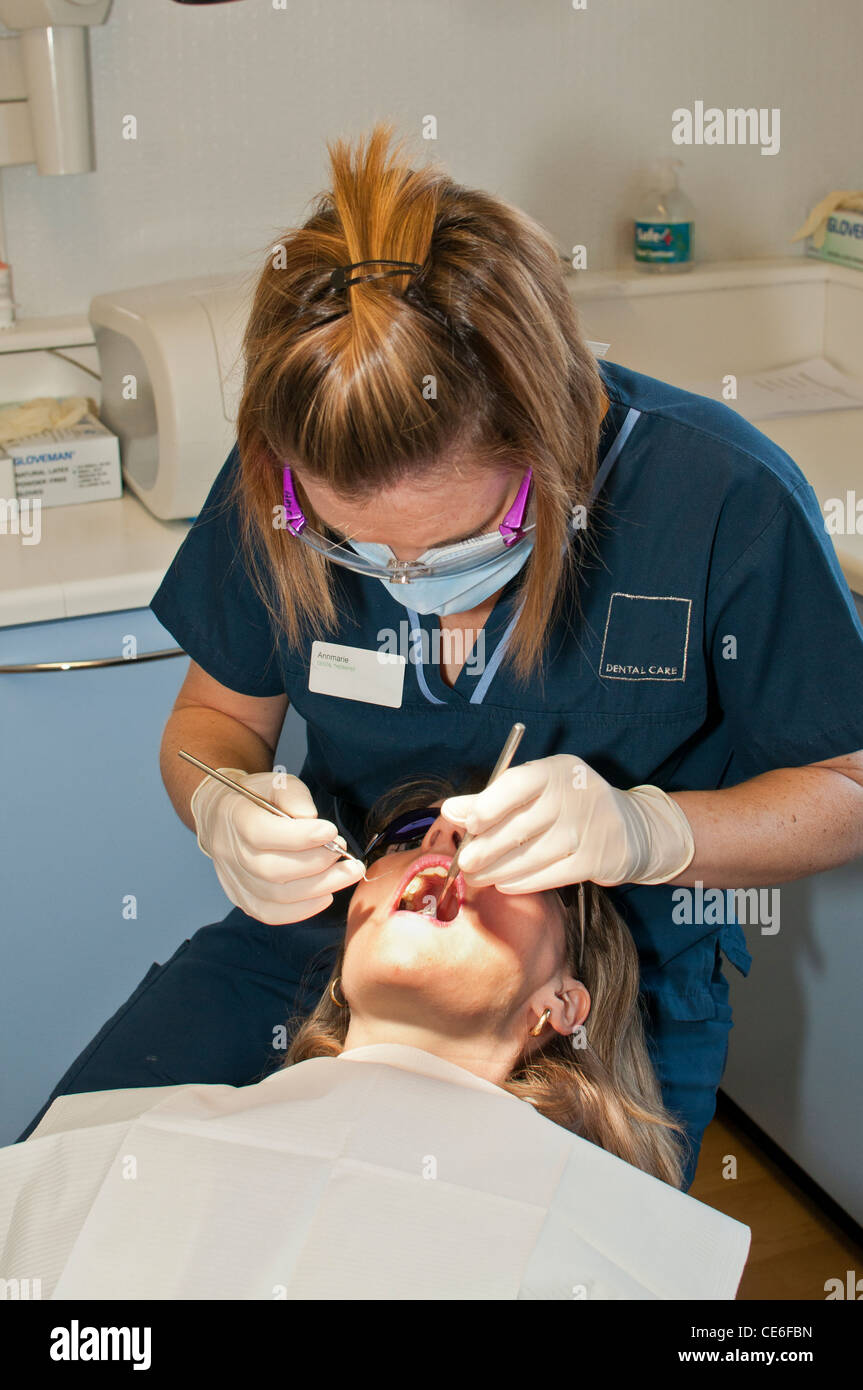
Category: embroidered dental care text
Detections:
[{"x1": 599, "y1": 593, "x2": 692, "y2": 683}]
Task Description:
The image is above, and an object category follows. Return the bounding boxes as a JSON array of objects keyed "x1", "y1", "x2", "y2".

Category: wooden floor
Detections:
[{"x1": 689, "y1": 1106, "x2": 863, "y2": 1300}]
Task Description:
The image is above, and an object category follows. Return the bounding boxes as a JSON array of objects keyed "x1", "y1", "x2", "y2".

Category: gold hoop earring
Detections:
[
  {"x1": 529, "y1": 1007, "x2": 551, "y2": 1037},
  {"x1": 329, "y1": 976, "x2": 347, "y2": 1009}
]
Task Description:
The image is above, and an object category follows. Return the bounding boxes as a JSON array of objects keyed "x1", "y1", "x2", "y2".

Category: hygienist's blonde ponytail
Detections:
[{"x1": 232, "y1": 121, "x2": 605, "y2": 680}]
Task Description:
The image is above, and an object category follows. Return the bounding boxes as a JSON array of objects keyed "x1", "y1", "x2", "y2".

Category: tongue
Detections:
[
  {"x1": 401, "y1": 871, "x2": 459, "y2": 920},
  {"x1": 434, "y1": 886, "x2": 459, "y2": 922}
]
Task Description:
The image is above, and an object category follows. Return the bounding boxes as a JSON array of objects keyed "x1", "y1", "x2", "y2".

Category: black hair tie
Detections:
[{"x1": 329, "y1": 259, "x2": 423, "y2": 291}]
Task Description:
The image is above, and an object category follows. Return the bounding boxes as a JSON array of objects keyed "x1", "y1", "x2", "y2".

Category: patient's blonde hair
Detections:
[{"x1": 283, "y1": 778, "x2": 687, "y2": 1188}]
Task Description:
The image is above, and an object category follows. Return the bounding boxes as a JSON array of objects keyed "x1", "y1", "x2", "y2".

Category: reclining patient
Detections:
[{"x1": 0, "y1": 777, "x2": 750, "y2": 1300}]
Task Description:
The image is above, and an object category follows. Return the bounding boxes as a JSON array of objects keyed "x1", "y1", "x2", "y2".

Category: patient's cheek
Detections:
[
  {"x1": 346, "y1": 859, "x2": 400, "y2": 925},
  {"x1": 472, "y1": 884, "x2": 524, "y2": 923},
  {"x1": 471, "y1": 885, "x2": 560, "y2": 948}
]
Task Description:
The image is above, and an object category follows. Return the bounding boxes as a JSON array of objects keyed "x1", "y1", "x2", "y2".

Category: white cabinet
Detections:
[{"x1": 722, "y1": 593, "x2": 863, "y2": 1224}]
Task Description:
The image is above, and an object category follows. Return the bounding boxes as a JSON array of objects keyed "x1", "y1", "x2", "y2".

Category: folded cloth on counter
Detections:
[
  {"x1": 792, "y1": 189, "x2": 863, "y2": 248},
  {"x1": 0, "y1": 1043, "x2": 750, "y2": 1300}
]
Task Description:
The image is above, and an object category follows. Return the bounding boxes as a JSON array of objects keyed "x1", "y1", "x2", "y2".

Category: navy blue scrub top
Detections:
[{"x1": 150, "y1": 358, "x2": 863, "y2": 1016}]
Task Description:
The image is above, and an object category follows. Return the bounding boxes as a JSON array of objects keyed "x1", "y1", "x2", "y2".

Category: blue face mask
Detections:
[{"x1": 347, "y1": 532, "x2": 534, "y2": 617}]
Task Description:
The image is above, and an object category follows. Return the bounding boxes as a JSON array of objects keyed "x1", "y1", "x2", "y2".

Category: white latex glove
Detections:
[
  {"x1": 190, "y1": 768, "x2": 365, "y2": 924},
  {"x1": 440, "y1": 753, "x2": 695, "y2": 893}
]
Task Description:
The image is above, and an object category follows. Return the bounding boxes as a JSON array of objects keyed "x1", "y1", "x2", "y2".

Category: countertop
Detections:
[{"x1": 0, "y1": 490, "x2": 189, "y2": 628}]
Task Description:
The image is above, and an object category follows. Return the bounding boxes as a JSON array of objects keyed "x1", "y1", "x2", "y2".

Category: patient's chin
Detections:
[
  {"x1": 345, "y1": 919, "x2": 512, "y2": 1010},
  {"x1": 344, "y1": 966, "x2": 502, "y2": 1029}
]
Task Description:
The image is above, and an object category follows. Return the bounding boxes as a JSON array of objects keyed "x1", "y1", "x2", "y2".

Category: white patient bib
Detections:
[{"x1": 0, "y1": 1044, "x2": 749, "y2": 1300}]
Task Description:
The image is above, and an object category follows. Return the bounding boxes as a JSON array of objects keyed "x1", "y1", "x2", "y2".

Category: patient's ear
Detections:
[
  {"x1": 526, "y1": 977, "x2": 590, "y2": 1054},
  {"x1": 551, "y1": 978, "x2": 590, "y2": 1035}
]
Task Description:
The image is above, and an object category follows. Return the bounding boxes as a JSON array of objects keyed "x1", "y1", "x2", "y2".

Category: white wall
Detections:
[{"x1": 3, "y1": 0, "x2": 860, "y2": 317}]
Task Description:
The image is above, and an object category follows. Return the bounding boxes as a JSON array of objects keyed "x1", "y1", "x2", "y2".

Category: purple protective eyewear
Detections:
[{"x1": 282, "y1": 465, "x2": 533, "y2": 548}]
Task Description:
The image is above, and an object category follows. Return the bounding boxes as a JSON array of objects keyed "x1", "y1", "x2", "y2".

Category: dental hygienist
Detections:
[{"x1": 21, "y1": 128, "x2": 863, "y2": 1190}]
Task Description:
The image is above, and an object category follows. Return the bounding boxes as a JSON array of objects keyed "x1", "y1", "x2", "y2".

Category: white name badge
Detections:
[{"x1": 309, "y1": 640, "x2": 406, "y2": 708}]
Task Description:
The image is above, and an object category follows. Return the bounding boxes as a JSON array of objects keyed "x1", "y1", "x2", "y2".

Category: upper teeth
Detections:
[{"x1": 400, "y1": 866, "x2": 447, "y2": 910}]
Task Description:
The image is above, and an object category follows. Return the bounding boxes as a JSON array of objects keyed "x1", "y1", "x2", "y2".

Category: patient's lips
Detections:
[{"x1": 391, "y1": 854, "x2": 464, "y2": 924}]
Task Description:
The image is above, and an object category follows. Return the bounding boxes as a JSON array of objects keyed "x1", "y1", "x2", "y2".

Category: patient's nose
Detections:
[{"x1": 423, "y1": 816, "x2": 463, "y2": 855}]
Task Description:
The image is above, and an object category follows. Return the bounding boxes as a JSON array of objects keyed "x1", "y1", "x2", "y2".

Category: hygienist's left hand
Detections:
[{"x1": 440, "y1": 754, "x2": 695, "y2": 892}]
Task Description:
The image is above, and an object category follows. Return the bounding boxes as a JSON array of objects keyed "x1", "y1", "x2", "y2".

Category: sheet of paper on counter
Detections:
[{"x1": 691, "y1": 357, "x2": 863, "y2": 421}]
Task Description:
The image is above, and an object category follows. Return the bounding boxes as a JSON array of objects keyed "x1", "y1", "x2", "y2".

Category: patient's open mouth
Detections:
[{"x1": 391, "y1": 854, "x2": 464, "y2": 924}]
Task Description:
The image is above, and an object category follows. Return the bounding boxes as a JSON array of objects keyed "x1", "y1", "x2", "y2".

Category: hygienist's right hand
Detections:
[{"x1": 190, "y1": 768, "x2": 365, "y2": 923}]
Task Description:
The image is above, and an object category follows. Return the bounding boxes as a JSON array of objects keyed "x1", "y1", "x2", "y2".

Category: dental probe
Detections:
[
  {"x1": 435, "y1": 721, "x2": 526, "y2": 915},
  {"x1": 178, "y1": 750, "x2": 368, "y2": 879}
]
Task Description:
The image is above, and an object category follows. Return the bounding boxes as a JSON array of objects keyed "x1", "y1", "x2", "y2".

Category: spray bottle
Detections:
[{"x1": 634, "y1": 159, "x2": 694, "y2": 273}]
